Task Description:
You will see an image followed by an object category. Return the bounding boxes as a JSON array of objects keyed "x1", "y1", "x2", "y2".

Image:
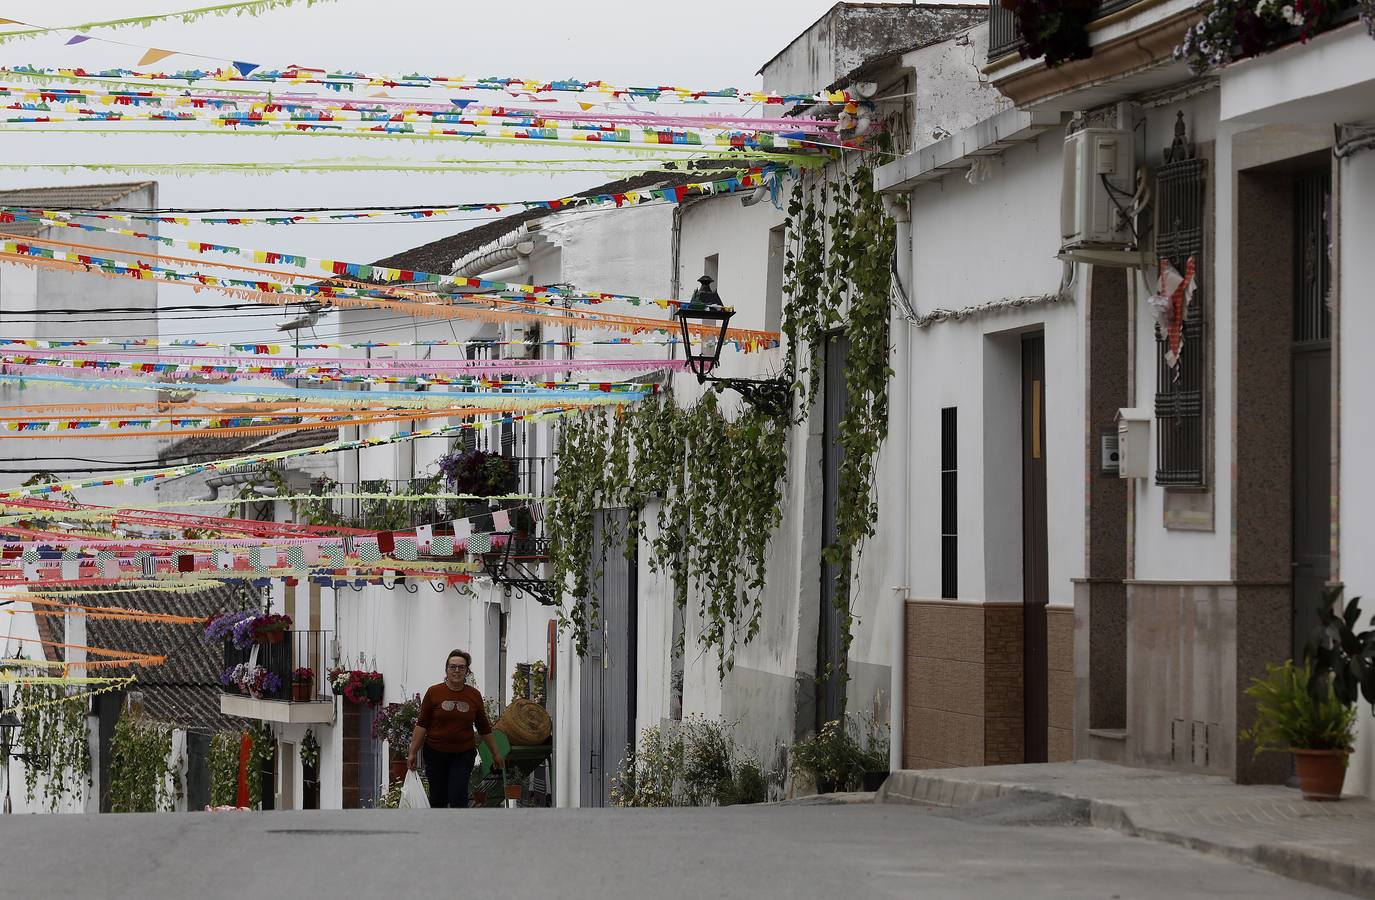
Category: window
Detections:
[
  {"x1": 703, "y1": 253, "x2": 719, "y2": 286},
  {"x1": 1153, "y1": 114, "x2": 1207, "y2": 486},
  {"x1": 941, "y1": 407, "x2": 958, "y2": 599},
  {"x1": 765, "y1": 225, "x2": 785, "y2": 333}
]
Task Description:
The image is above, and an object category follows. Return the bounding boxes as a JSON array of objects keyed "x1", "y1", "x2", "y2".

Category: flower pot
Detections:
[
  {"x1": 365, "y1": 683, "x2": 384, "y2": 704},
  {"x1": 1293, "y1": 748, "x2": 1350, "y2": 801},
  {"x1": 292, "y1": 681, "x2": 313, "y2": 702},
  {"x1": 331, "y1": 682, "x2": 345, "y2": 696},
  {"x1": 861, "y1": 770, "x2": 889, "y2": 792},
  {"x1": 389, "y1": 755, "x2": 408, "y2": 785}
]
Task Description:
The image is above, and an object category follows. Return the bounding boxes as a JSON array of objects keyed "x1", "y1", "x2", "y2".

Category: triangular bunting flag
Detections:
[{"x1": 138, "y1": 48, "x2": 176, "y2": 66}]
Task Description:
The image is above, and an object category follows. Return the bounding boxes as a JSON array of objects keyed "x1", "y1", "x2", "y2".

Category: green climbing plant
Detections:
[
  {"x1": 207, "y1": 725, "x2": 271, "y2": 809},
  {"x1": 107, "y1": 711, "x2": 182, "y2": 812},
  {"x1": 548, "y1": 152, "x2": 892, "y2": 692},
  {"x1": 550, "y1": 393, "x2": 787, "y2": 676},
  {"x1": 13, "y1": 683, "x2": 92, "y2": 811},
  {"x1": 207, "y1": 730, "x2": 242, "y2": 807}
]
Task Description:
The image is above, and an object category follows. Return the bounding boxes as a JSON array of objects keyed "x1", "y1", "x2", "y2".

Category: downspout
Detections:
[{"x1": 882, "y1": 190, "x2": 913, "y2": 772}]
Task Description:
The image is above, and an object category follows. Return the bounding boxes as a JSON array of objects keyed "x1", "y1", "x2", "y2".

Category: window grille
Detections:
[
  {"x1": 1154, "y1": 113, "x2": 1207, "y2": 487},
  {"x1": 941, "y1": 407, "x2": 958, "y2": 599}
]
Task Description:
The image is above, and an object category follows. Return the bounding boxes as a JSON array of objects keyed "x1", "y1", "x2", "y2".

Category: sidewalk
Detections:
[{"x1": 878, "y1": 760, "x2": 1375, "y2": 898}]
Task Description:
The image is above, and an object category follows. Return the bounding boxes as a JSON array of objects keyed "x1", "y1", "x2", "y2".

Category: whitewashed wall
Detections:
[
  {"x1": 0, "y1": 184, "x2": 165, "y2": 507},
  {"x1": 904, "y1": 131, "x2": 1083, "y2": 607},
  {"x1": 1337, "y1": 149, "x2": 1375, "y2": 796}
]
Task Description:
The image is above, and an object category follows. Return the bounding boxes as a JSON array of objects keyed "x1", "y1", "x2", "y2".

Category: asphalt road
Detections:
[{"x1": 0, "y1": 799, "x2": 1349, "y2": 899}]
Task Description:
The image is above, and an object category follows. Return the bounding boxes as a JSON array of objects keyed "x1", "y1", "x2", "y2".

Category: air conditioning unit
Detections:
[
  {"x1": 1060, "y1": 127, "x2": 1140, "y2": 265},
  {"x1": 500, "y1": 322, "x2": 540, "y2": 359}
]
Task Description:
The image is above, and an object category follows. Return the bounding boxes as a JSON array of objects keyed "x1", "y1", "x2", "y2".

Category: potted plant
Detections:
[
  {"x1": 362, "y1": 671, "x2": 385, "y2": 705},
  {"x1": 249, "y1": 613, "x2": 292, "y2": 644},
  {"x1": 437, "y1": 448, "x2": 518, "y2": 499},
  {"x1": 790, "y1": 719, "x2": 863, "y2": 794},
  {"x1": 291, "y1": 667, "x2": 315, "y2": 702},
  {"x1": 221, "y1": 663, "x2": 282, "y2": 700},
  {"x1": 203, "y1": 610, "x2": 257, "y2": 651},
  {"x1": 1243, "y1": 660, "x2": 1356, "y2": 800},
  {"x1": 372, "y1": 693, "x2": 422, "y2": 783},
  {"x1": 1000, "y1": 0, "x2": 1095, "y2": 67},
  {"x1": 327, "y1": 666, "x2": 349, "y2": 696},
  {"x1": 856, "y1": 713, "x2": 891, "y2": 792}
]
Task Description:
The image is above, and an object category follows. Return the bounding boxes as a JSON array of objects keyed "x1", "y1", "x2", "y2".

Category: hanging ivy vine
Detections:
[
  {"x1": 548, "y1": 146, "x2": 892, "y2": 693},
  {"x1": 14, "y1": 683, "x2": 91, "y2": 811},
  {"x1": 207, "y1": 730, "x2": 242, "y2": 807},
  {"x1": 107, "y1": 711, "x2": 182, "y2": 813},
  {"x1": 782, "y1": 149, "x2": 896, "y2": 695},
  {"x1": 207, "y1": 725, "x2": 271, "y2": 809},
  {"x1": 550, "y1": 393, "x2": 788, "y2": 676}
]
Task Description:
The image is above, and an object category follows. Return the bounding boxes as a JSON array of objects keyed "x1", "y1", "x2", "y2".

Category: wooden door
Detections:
[{"x1": 1022, "y1": 333, "x2": 1049, "y2": 763}]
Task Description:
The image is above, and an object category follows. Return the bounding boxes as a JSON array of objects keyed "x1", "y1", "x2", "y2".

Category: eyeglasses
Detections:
[{"x1": 446, "y1": 664, "x2": 468, "y2": 671}]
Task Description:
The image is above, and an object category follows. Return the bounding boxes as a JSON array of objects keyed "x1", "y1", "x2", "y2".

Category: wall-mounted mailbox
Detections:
[{"x1": 1116, "y1": 408, "x2": 1151, "y2": 480}]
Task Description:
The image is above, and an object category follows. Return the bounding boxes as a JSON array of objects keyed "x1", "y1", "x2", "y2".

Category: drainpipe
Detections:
[{"x1": 882, "y1": 190, "x2": 913, "y2": 771}]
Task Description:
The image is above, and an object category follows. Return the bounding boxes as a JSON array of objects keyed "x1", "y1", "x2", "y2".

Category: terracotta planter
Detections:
[
  {"x1": 389, "y1": 755, "x2": 408, "y2": 785},
  {"x1": 257, "y1": 630, "x2": 285, "y2": 645},
  {"x1": 292, "y1": 681, "x2": 313, "y2": 702},
  {"x1": 1293, "y1": 748, "x2": 1350, "y2": 801}
]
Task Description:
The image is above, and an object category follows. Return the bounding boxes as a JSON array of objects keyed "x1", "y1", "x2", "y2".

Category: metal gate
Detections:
[
  {"x1": 579, "y1": 508, "x2": 637, "y2": 807},
  {"x1": 1291, "y1": 169, "x2": 1332, "y2": 661}
]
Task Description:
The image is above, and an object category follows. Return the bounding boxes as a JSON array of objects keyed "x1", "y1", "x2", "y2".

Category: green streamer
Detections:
[{"x1": 0, "y1": 0, "x2": 337, "y2": 43}]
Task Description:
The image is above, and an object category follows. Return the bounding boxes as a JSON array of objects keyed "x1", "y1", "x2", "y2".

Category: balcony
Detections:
[
  {"x1": 219, "y1": 629, "x2": 335, "y2": 724},
  {"x1": 313, "y1": 457, "x2": 549, "y2": 534},
  {"x1": 988, "y1": 0, "x2": 1362, "y2": 63},
  {"x1": 988, "y1": 0, "x2": 1141, "y2": 60}
]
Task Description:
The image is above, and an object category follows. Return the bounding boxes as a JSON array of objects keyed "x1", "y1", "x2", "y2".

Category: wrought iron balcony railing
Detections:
[{"x1": 296, "y1": 456, "x2": 549, "y2": 532}]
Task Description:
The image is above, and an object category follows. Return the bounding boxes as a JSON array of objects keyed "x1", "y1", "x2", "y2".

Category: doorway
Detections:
[
  {"x1": 1291, "y1": 169, "x2": 1332, "y2": 662},
  {"x1": 1022, "y1": 333, "x2": 1049, "y2": 763},
  {"x1": 578, "y1": 508, "x2": 637, "y2": 807},
  {"x1": 818, "y1": 331, "x2": 850, "y2": 729}
]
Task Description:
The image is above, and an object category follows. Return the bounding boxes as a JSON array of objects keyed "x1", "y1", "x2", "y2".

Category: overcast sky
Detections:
[{"x1": 0, "y1": 0, "x2": 921, "y2": 342}]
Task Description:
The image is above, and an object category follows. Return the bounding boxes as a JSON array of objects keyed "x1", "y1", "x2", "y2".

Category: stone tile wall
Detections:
[
  {"x1": 904, "y1": 600, "x2": 1025, "y2": 768},
  {"x1": 1047, "y1": 607, "x2": 1074, "y2": 761}
]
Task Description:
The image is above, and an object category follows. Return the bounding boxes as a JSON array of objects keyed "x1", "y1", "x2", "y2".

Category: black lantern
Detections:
[
  {"x1": 673, "y1": 275, "x2": 734, "y2": 378},
  {"x1": 671, "y1": 274, "x2": 791, "y2": 418}
]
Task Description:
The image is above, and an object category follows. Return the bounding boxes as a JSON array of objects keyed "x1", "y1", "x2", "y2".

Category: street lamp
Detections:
[{"x1": 672, "y1": 275, "x2": 791, "y2": 418}]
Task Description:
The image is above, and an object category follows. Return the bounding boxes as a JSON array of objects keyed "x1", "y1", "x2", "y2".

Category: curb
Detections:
[{"x1": 877, "y1": 771, "x2": 1375, "y2": 898}]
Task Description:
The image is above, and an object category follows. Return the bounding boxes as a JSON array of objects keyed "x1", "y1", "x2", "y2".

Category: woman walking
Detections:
[{"x1": 407, "y1": 649, "x2": 505, "y2": 808}]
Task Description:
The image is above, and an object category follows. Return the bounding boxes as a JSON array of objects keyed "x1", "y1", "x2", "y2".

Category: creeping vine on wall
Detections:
[
  {"x1": 782, "y1": 152, "x2": 895, "y2": 694},
  {"x1": 549, "y1": 150, "x2": 892, "y2": 692},
  {"x1": 107, "y1": 711, "x2": 182, "y2": 813},
  {"x1": 14, "y1": 683, "x2": 91, "y2": 811},
  {"x1": 550, "y1": 394, "x2": 788, "y2": 676}
]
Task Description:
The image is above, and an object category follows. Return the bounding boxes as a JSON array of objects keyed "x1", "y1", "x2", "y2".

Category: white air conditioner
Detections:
[
  {"x1": 500, "y1": 322, "x2": 536, "y2": 359},
  {"x1": 1060, "y1": 127, "x2": 1138, "y2": 264}
]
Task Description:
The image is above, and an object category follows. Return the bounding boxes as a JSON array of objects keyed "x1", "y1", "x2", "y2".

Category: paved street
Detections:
[{"x1": 0, "y1": 801, "x2": 1348, "y2": 900}]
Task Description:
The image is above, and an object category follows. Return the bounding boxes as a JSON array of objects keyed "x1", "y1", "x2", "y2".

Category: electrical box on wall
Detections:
[
  {"x1": 1060, "y1": 127, "x2": 1137, "y2": 261},
  {"x1": 1116, "y1": 408, "x2": 1151, "y2": 480}
]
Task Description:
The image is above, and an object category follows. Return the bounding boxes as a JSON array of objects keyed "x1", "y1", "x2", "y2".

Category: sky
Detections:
[{"x1": 0, "y1": 0, "x2": 855, "y2": 343}]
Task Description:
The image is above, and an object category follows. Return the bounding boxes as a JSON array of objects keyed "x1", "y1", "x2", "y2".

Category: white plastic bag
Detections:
[{"x1": 398, "y1": 770, "x2": 429, "y2": 809}]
